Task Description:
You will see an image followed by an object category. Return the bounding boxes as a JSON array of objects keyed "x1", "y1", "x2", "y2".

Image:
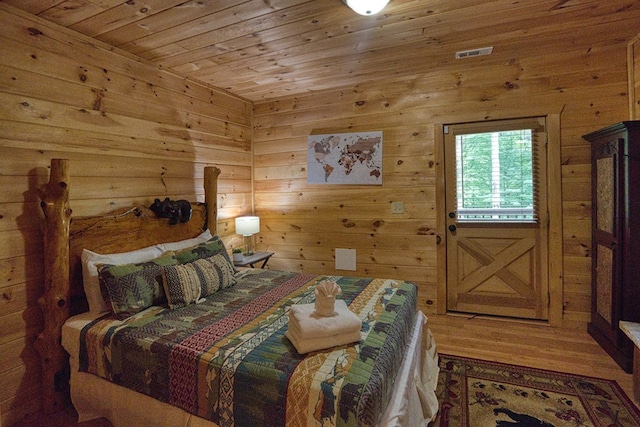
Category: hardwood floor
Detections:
[
  {"x1": 12, "y1": 313, "x2": 638, "y2": 426},
  {"x1": 426, "y1": 312, "x2": 637, "y2": 408}
]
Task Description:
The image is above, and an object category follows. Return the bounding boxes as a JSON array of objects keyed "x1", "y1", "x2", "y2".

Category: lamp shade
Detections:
[
  {"x1": 344, "y1": 0, "x2": 389, "y2": 15},
  {"x1": 235, "y1": 216, "x2": 260, "y2": 236}
]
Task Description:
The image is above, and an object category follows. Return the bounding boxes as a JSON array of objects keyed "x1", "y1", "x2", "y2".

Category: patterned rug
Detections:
[{"x1": 430, "y1": 354, "x2": 640, "y2": 427}]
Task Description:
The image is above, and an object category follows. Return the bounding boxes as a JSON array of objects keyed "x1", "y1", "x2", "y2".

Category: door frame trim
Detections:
[{"x1": 435, "y1": 114, "x2": 563, "y2": 326}]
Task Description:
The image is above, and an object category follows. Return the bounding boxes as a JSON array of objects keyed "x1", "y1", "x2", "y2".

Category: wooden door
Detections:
[{"x1": 444, "y1": 118, "x2": 549, "y2": 320}]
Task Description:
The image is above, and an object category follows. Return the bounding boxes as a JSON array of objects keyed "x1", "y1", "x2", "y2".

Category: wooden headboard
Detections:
[{"x1": 34, "y1": 158, "x2": 221, "y2": 414}]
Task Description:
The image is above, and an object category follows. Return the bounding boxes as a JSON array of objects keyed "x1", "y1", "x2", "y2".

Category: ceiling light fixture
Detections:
[{"x1": 343, "y1": 0, "x2": 390, "y2": 16}]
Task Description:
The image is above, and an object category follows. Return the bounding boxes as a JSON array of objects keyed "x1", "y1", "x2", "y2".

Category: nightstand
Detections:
[{"x1": 233, "y1": 251, "x2": 274, "y2": 268}]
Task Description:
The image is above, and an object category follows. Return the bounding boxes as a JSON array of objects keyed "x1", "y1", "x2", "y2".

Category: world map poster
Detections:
[{"x1": 307, "y1": 131, "x2": 383, "y2": 185}]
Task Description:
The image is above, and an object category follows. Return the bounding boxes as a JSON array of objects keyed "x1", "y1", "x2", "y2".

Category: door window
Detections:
[
  {"x1": 448, "y1": 117, "x2": 546, "y2": 224},
  {"x1": 456, "y1": 129, "x2": 536, "y2": 222}
]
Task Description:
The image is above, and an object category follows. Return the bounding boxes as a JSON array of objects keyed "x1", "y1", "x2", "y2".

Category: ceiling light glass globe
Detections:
[{"x1": 344, "y1": 0, "x2": 390, "y2": 16}]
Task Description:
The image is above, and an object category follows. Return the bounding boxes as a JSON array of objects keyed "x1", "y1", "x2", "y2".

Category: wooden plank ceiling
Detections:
[{"x1": 5, "y1": 0, "x2": 640, "y2": 101}]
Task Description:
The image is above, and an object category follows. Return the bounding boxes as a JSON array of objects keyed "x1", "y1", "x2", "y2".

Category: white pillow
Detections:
[
  {"x1": 155, "y1": 229, "x2": 212, "y2": 253},
  {"x1": 81, "y1": 245, "x2": 164, "y2": 314}
]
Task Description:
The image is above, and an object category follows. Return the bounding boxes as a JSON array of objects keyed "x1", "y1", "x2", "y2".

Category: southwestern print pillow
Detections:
[
  {"x1": 174, "y1": 235, "x2": 235, "y2": 269},
  {"x1": 98, "y1": 252, "x2": 177, "y2": 319},
  {"x1": 82, "y1": 245, "x2": 164, "y2": 314}
]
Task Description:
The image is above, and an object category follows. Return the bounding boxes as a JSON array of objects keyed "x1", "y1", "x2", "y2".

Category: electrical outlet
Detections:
[{"x1": 391, "y1": 201, "x2": 404, "y2": 214}]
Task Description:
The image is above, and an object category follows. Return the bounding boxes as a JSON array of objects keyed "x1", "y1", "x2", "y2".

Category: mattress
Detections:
[{"x1": 63, "y1": 269, "x2": 439, "y2": 426}]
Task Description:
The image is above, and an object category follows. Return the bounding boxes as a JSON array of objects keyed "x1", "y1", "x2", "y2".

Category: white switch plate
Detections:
[
  {"x1": 335, "y1": 248, "x2": 356, "y2": 271},
  {"x1": 391, "y1": 201, "x2": 404, "y2": 214}
]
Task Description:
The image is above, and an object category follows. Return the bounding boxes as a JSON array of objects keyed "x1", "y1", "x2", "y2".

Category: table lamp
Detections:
[{"x1": 235, "y1": 216, "x2": 260, "y2": 255}]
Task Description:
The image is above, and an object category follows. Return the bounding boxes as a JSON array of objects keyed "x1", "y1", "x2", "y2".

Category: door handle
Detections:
[{"x1": 448, "y1": 224, "x2": 457, "y2": 232}]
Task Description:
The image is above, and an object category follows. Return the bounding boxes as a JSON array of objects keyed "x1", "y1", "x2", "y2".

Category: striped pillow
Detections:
[{"x1": 162, "y1": 253, "x2": 237, "y2": 309}]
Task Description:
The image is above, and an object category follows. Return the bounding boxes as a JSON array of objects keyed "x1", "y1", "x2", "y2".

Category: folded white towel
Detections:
[
  {"x1": 285, "y1": 328, "x2": 361, "y2": 354},
  {"x1": 287, "y1": 319, "x2": 357, "y2": 342},
  {"x1": 288, "y1": 300, "x2": 361, "y2": 339}
]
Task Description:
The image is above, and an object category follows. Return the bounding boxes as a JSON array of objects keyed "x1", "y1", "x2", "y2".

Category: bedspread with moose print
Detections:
[{"x1": 79, "y1": 269, "x2": 418, "y2": 427}]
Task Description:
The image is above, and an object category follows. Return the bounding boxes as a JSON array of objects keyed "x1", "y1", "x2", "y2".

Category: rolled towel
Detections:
[
  {"x1": 289, "y1": 300, "x2": 361, "y2": 339},
  {"x1": 285, "y1": 327, "x2": 361, "y2": 354},
  {"x1": 315, "y1": 280, "x2": 341, "y2": 297},
  {"x1": 314, "y1": 280, "x2": 342, "y2": 316}
]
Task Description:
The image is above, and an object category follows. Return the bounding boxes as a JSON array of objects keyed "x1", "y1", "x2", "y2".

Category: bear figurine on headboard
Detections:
[{"x1": 149, "y1": 198, "x2": 192, "y2": 225}]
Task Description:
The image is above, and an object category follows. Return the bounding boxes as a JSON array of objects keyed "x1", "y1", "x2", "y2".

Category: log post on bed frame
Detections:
[
  {"x1": 204, "y1": 165, "x2": 221, "y2": 234},
  {"x1": 35, "y1": 158, "x2": 72, "y2": 414}
]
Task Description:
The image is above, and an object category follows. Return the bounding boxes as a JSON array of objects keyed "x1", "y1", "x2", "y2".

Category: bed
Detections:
[{"x1": 35, "y1": 158, "x2": 439, "y2": 427}]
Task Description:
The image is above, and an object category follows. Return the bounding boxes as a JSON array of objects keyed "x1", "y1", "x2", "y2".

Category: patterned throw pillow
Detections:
[
  {"x1": 82, "y1": 245, "x2": 164, "y2": 314},
  {"x1": 162, "y1": 253, "x2": 237, "y2": 309},
  {"x1": 175, "y1": 235, "x2": 235, "y2": 268},
  {"x1": 98, "y1": 252, "x2": 177, "y2": 319}
]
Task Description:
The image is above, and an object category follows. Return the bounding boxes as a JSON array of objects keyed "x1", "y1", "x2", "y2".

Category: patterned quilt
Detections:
[{"x1": 79, "y1": 269, "x2": 418, "y2": 427}]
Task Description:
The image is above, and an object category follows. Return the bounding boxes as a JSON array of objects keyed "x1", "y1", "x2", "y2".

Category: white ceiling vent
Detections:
[{"x1": 455, "y1": 46, "x2": 493, "y2": 59}]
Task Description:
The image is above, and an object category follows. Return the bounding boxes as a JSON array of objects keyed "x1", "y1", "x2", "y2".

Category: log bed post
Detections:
[
  {"x1": 204, "y1": 166, "x2": 221, "y2": 235},
  {"x1": 35, "y1": 158, "x2": 72, "y2": 414}
]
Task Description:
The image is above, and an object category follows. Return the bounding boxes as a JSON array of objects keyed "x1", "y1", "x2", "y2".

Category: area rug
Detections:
[{"x1": 430, "y1": 354, "x2": 640, "y2": 427}]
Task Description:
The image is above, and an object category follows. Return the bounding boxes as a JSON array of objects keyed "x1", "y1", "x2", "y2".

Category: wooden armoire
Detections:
[{"x1": 583, "y1": 121, "x2": 640, "y2": 373}]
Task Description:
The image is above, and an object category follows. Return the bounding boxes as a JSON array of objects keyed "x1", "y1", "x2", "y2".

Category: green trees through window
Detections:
[{"x1": 456, "y1": 129, "x2": 534, "y2": 221}]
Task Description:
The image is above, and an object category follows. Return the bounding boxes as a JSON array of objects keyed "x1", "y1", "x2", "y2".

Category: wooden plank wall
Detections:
[
  {"x1": 630, "y1": 34, "x2": 640, "y2": 120},
  {"x1": 0, "y1": 5, "x2": 252, "y2": 426},
  {"x1": 252, "y1": 36, "x2": 632, "y2": 325}
]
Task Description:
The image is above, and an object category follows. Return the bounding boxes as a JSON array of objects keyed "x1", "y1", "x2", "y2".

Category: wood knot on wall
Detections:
[
  {"x1": 418, "y1": 227, "x2": 434, "y2": 235},
  {"x1": 342, "y1": 219, "x2": 355, "y2": 228},
  {"x1": 91, "y1": 89, "x2": 105, "y2": 111}
]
